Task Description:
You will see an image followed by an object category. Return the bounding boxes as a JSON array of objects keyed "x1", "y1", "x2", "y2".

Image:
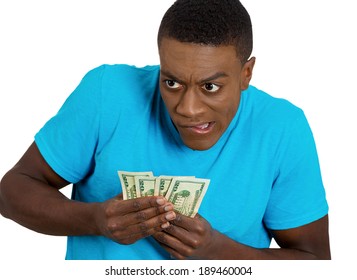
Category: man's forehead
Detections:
[
  {"x1": 160, "y1": 67, "x2": 229, "y2": 84},
  {"x1": 159, "y1": 38, "x2": 238, "y2": 57},
  {"x1": 159, "y1": 39, "x2": 241, "y2": 81}
]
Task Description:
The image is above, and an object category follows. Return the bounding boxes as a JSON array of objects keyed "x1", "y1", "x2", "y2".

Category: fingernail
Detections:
[
  {"x1": 156, "y1": 198, "x2": 165, "y2": 205},
  {"x1": 165, "y1": 212, "x2": 176, "y2": 220},
  {"x1": 164, "y1": 204, "x2": 173, "y2": 211},
  {"x1": 161, "y1": 222, "x2": 170, "y2": 229}
]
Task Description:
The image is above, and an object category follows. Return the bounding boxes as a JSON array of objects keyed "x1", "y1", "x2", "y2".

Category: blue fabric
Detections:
[{"x1": 35, "y1": 64, "x2": 328, "y2": 259}]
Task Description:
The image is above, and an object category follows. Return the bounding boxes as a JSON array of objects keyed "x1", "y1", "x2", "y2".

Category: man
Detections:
[{"x1": 0, "y1": 0, "x2": 330, "y2": 259}]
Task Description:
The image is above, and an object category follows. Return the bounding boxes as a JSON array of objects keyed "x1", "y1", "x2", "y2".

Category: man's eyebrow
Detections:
[
  {"x1": 198, "y1": 72, "x2": 228, "y2": 84},
  {"x1": 160, "y1": 69, "x2": 186, "y2": 85},
  {"x1": 160, "y1": 69, "x2": 179, "y2": 80},
  {"x1": 160, "y1": 69, "x2": 228, "y2": 84}
]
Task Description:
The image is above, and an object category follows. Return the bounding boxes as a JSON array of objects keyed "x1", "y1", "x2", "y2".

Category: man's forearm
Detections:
[
  {"x1": 0, "y1": 171, "x2": 99, "y2": 236},
  {"x1": 208, "y1": 230, "x2": 324, "y2": 260}
]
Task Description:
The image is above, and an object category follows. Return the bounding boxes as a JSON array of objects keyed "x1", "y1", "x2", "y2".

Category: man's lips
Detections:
[
  {"x1": 193, "y1": 123, "x2": 210, "y2": 129},
  {"x1": 180, "y1": 121, "x2": 215, "y2": 134}
]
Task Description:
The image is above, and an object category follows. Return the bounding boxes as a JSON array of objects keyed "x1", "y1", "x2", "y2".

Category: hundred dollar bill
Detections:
[
  {"x1": 154, "y1": 175, "x2": 195, "y2": 196},
  {"x1": 135, "y1": 176, "x2": 156, "y2": 197},
  {"x1": 118, "y1": 171, "x2": 153, "y2": 200},
  {"x1": 165, "y1": 177, "x2": 210, "y2": 217}
]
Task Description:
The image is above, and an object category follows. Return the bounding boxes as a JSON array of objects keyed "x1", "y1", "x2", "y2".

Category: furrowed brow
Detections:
[
  {"x1": 160, "y1": 70, "x2": 228, "y2": 85},
  {"x1": 199, "y1": 72, "x2": 228, "y2": 84},
  {"x1": 160, "y1": 70, "x2": 184, "y2": 84}
]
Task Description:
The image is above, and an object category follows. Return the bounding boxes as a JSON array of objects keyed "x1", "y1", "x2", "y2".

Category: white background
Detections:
[{"x1": 0, "y1": 0, "x2": 356, "y2": 278}]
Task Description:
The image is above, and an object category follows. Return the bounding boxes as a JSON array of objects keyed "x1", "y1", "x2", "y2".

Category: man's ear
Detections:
[{"x1": 240, "y1": 57, "x2": 256, "y2": 90}]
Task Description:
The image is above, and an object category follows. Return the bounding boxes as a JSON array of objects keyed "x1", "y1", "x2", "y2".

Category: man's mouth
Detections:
[
  {"x1": 195, "y1": 123, "x2": 210, "y2": 129},
  {"x1": 186, "y1": 121, "x2": 215, "y2": 134}
]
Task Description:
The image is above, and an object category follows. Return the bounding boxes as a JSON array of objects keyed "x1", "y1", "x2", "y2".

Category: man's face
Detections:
[{"x1": 159, "y1": 38, "x2": 254, "y2": 151}]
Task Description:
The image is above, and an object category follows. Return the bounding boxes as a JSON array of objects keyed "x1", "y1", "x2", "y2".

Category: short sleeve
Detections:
[
  {"x1": 35, "y1": 66, "x2": 105, "y2": 183},
  {"x1": 264, "y1": 110, "x2": 328, "y2": 230}
]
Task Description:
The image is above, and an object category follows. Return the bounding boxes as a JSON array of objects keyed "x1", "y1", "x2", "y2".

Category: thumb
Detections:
[{"x1": 115, "y1": 193, "x2": 124, "y2": 201}]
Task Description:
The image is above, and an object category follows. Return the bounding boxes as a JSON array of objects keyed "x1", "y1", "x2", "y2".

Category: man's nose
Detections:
[{"x1": 175, "y1": 87, "x2": 205, "y2": 118}]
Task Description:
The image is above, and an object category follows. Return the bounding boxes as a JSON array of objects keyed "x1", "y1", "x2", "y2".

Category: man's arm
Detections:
[
  {"x1": 0, "y1": 142, "x2": 176, "y2": 244},
  {"x1": 153, "y1": 213, "x2": 331, "y2": 260}
]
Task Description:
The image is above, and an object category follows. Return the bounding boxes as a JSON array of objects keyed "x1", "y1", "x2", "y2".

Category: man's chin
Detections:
[{"x1": 182, "y1": 139, "x2": 216, "y2": 151}]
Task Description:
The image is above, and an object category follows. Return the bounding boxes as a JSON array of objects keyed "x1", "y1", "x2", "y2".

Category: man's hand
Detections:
[
  {"x1": 95, "y1": 195, "x2": 176, "y2": 245},
  {"x1": 0, "y1": 141, "x2": 178, "y2": 244},
  {"x1": 153, "y1": 213, "x2": 331, "y2": 260},
  {"x1": 153, "y1": 213, "x2": 215, "y2": 259}
]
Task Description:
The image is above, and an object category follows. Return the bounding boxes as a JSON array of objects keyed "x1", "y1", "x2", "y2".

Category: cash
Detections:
[
  {"x1": 135, "y1": 176, "x2": 156, "y2": 197},
  {"x1": 118, "y1": 171, "x2": 153, "y2": 200},
  {"x1": 118, "y1": 171, "x2": 210, "y2": 217},
  {"x1": 164, "y1": 177, "x2": 210, "y2": 218}
]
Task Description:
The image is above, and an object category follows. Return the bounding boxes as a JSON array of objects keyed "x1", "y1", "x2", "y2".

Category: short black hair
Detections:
[{"x1": 157, "y1": 0, "x2": 253, "y2": 63}]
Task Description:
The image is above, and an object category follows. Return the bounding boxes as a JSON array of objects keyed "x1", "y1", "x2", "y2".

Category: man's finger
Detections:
[
  {"x1": 169, "y1": 213, "x2": 196, "y2": 230},
  {"x1": 108, "y1": 206, "x2": 176, "y2": 234},
  {"x1": 113, "y1": 196, "x2": 170, "y2": 215}
]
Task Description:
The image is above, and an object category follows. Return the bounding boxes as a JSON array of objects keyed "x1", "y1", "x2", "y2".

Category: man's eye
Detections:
[
  {"x1": 165, "y1": 80, "x2": 181, "y2": 89},
  {"x1": 202, "y1": 83, "x2": 220, "y2": 92}
]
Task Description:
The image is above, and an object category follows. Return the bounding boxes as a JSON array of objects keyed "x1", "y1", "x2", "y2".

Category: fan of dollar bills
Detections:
[{"x1": 118, "y1": 171, "x2": 210, "y2": 218}]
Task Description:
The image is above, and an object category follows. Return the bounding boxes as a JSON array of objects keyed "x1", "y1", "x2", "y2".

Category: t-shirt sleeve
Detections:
[
  {"x1": 263, "y1": 110, "x2": 329, "y2": 230},
  {"x1": 34, "y1": 66, "x2": 105, "y2": 183}
]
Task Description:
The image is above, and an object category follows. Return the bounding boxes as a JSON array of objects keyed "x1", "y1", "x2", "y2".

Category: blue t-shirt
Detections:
[{"x1": 35, "y1": 64, "x2": 328, "y2": 259}]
